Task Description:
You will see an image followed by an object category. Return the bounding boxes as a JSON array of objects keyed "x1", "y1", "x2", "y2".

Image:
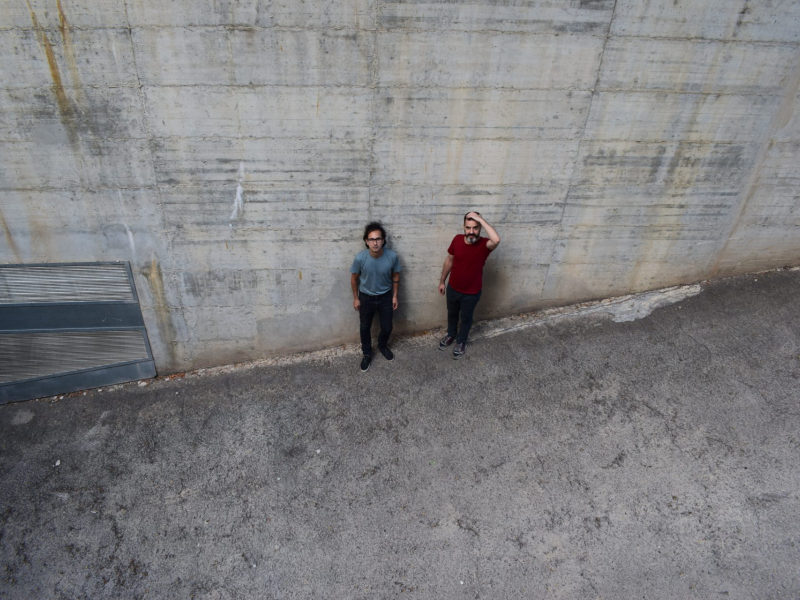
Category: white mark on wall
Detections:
[
  {"x1": 230, "y1": 161, "x2": 245, "y2": 224},
  {"x1": 118, "y1": 191, "x2": 136, "y2": 263}
]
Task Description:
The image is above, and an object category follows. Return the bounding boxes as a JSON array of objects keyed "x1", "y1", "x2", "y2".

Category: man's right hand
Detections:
[
  {"x1": 438, "y1": 283, "x2": 446, "y2": 295},
  {"x1": 353, "y1": 298, "x2": 361, "y2": 311}
]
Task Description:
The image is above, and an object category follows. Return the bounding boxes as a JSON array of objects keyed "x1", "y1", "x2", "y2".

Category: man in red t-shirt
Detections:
[{"x1": 437, "y1": 212, "x2": 501, "y2": 359}]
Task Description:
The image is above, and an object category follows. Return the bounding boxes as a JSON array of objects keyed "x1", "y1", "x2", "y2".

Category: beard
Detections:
[{"x1": 466, "y1": 234, "x2": 479, "y2": 242}]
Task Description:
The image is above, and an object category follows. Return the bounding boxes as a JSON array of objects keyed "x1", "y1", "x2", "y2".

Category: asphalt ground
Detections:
[{"x1": 1, "y1": 268, "x2": 799, "y2": 600}]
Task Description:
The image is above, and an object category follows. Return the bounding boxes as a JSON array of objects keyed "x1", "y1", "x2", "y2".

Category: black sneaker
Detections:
[
  {"x1": 453, "y1": 342, "x2": 466, "y2": 360},
  {"x1": 379, "y1": 346, "x2": 394, "y2": 361},
  {"x1": 360, "y1": 354, "x2": 371, "y2": 372},
  {"x1": 439, "y1": 335, "x2": 456, "y2": 351}
]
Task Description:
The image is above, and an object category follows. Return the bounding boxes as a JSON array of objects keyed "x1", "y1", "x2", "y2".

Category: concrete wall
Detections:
[{"x1": 1, "y1": 0, "x2": 799, "y2": 373}]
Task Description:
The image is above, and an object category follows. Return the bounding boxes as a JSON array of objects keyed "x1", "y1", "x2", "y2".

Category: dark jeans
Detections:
[
  {"x1": 359, "y1": 290, "x2": 393, "y2": 356},
  {"x1": 446, "y1": 285, "x2": 482, "y2": 344}
]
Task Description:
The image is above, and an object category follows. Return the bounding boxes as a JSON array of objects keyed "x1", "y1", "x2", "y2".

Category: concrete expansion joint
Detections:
[
  {"x1": 139, "y1": 83, "x2": 375, "y2": 90},
  {"x1": 124, "y1": 83, "x2": 594, "y2": 93},
  {"x1": 147, "y1": 133, "x2": 370, "y2": 141},
  {"x1": 595, "y1": 87, "x2": 787, "y2": 98},
  {"x1": 372, "y1": 135, "x2": 583, "y2": 143},
  {"x1": 578, "y1": 139, "x2": 755, "y2": 145},
  {"x1": 0, "y1": 185, "x2": 160, "y2": 193},
  {"x1": 2, "y1": 24, "x2": 376, "y2": 34},
  {"x1": 610, "y1": 34, "x2": 800, "y2": 48},
  {"x1": 2, "y1": 135, "x2": 150, "y2": 143},
  {"x1": 366, "y1": 182, "x2": 570, "y2": 189},
  {"x1": 143, "y1": 134, "x2": 583, "y2": 143},
  {"x1": 375, "y1": 84, "x2": 595, "y2": 93},
  {"x1": 7, "y1": 83, "x2": 142, "y2": 91},
  {"x1": 376, "y1": 27, "x2": 610, "y2": 39},
  {"x1": 4, "y1": 82, "x2": 785, "y2": 98},
  {"x1": 0, "y1": 25, "x2": 131, "y2": 33},
  {"x1": 3, "y1": 26, "x2": 799, "y2": 48},
  {"x1": 141, "y1": 83, "x2": 378, "y2": 90}
]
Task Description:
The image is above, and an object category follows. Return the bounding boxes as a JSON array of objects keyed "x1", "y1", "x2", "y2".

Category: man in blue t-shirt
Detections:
[{"x1": 350, "y1": 222, "x2": 402, "y2": 372}]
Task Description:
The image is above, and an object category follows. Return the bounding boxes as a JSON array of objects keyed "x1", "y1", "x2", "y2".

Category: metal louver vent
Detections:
[
  {"x1": 0, "y1": 331, "x2": 150, "y2": 384},
  {"x1": 0, "y1": 262, "x2": 156, "y2": 404},
  {"x1": 0, "y1": 264, "x2": 134, "y2": 304}
]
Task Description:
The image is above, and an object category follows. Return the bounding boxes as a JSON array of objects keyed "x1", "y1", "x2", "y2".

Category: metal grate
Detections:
[
  {"x1": 0, "y1": 330, "x2": 150, "y2": 384},
  {"x1": 0, "y1": 264, "x2": 135, "y2": 304},
  {"x1": 0, "y1": 262, "x2": 156, "y2": 403}
]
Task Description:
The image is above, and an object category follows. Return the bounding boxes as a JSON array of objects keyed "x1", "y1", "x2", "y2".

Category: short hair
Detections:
[
  {"x1": 363, "y1": 221, "x2": 387, "y2": 248},
  {"x1": 464, "y1": 212, "x2": 481, "y2": 225}
]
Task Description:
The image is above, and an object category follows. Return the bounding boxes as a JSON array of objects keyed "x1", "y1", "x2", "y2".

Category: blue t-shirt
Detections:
[{"x1": 350, "y1": 249, "x2": 401, "y2": 296}]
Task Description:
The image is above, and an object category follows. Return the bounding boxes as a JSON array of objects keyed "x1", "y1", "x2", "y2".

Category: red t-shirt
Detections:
[{"x1": 447, "y1": 235, "x2": 493, "y2": 295}]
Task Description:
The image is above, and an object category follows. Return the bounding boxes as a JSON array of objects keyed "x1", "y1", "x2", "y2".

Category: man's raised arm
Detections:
[{"x1": 466, "y1": 211, "x2": 501, "y2": 250}]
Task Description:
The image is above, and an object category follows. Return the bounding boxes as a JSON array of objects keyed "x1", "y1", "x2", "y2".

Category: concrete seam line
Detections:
[
  {"x1": 3, "y1": 84, "x2": 786, "y2": 98},
  {"x1": 4, "y1": 24, "x2": 799, "y2": 47}
]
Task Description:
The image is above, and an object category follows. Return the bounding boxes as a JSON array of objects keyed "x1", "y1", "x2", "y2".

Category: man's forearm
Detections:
[
  {"x1": 392, "y1": 274, "x2": 400, "y2": 298},
  {"x1": 440, "y1": 258, "x2": 453, "y2": 284},
  {"x1": 477, "y1": 217, "x2": 500, "y2": 244},
  {"x1": 351, "y1": 275, "x2": 359, "y2": 299}
]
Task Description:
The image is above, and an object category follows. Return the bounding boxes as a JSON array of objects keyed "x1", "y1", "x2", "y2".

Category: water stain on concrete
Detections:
[
  {"x1": 648, "y1": 145, "x2": 668, "y2": 184},
  {"x1": 710, "y1": 50, "x2": 800, "y2": 277},
  {"x1": 733, "y1": 1, "x2": 750, "y2": 36}
]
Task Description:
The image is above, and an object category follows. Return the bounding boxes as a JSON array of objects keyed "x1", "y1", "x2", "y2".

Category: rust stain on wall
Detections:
[
  {"x1": 0, "y1": 208, "x2": 22, "y2": 263},
  {"x1": 141, "y1": 258, "x2": 177, "y2": 366},
  {"x1": 28, "y1": 3, "x2": 79, "y2": 149},
  {"x1": 56, "y1": 0, "x2": 83, "y2": 92},
  {"x1": 57, "y1": 0, "x2": 69, "y2": 41}
]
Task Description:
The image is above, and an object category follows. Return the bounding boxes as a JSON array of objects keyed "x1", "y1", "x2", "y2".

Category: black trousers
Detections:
[
  {"x1": 359, "y1": 290, "x2": 393, "y2": 356},
  {"x1": 446, "y1": 285, "x2": 482, "y2": 344}
]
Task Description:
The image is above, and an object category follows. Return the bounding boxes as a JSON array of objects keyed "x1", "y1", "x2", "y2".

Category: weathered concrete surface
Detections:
[
  {"x1": 0, "y1": 0, "x2": 799, "y2": 373},
  {"x1": 1, "y1": 269, "x2": 799, "y2": 598}
]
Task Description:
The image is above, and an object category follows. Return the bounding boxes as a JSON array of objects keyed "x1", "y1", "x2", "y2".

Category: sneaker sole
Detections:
[{"x1": 361, "y1": 361, "x2": 371, "y2": 372}]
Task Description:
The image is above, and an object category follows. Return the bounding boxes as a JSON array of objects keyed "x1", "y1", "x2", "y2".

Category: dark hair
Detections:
[
  {"x1": 363, "y1": 221, "x2": 387, "y2": 248},
  {"x1": 464, "y1": 212, "x2": 481, "y2": 225}
]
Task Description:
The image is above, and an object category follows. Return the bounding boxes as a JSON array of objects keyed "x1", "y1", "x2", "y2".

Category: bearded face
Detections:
[{"x1": 464, "y1": 219, "x2": 481, "y2": 243}]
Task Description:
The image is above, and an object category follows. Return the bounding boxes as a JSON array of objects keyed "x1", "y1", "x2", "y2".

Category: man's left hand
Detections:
[
  {"x1": 392, "y1": 297, "x2": 399, "y2": 310},
  {"x1": 466, "y1": 211, "x2": 483, "y2": 224}
]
